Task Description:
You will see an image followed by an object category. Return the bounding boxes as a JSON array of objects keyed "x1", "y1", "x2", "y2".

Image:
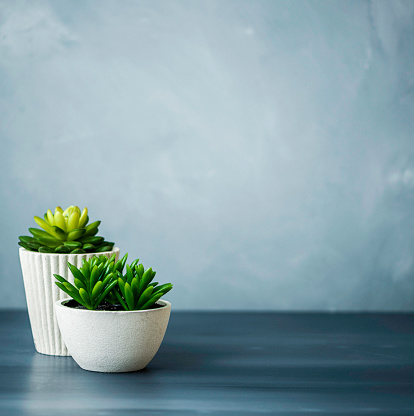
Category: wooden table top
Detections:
[{"x1": 1, "y1": 311, "x2": 413, "y2": 415}]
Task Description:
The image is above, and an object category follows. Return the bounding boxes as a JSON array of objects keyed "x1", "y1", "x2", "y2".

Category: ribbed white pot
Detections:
[
  {"x1": 19, "y1": 247, "x2": 120, "y2": 356},
  {"x1": 55, "y1": 298, "x2": 171, "y2": 372}
]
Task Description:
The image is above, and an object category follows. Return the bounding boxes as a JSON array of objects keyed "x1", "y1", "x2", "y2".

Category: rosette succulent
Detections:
[
  {"x1": 18, "y1": 205, "x2": 114, "y2": 254},
  {"x1": 55, "y1": 253, "x2": 173, "y2": 310}
]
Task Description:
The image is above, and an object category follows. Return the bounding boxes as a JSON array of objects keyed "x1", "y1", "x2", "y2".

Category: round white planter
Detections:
[
  {"x1": 19, "y1": 247, "x2": 120, "y2": 356},
  {"x1": 55, "y1": 298, "x2": 171, "y2": 372}
]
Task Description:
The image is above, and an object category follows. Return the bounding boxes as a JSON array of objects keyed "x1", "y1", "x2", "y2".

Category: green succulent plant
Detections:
[
  {"x1": 18, "y1": 205, "x2": 114, "y2": 254},
  {"x1": 115, "y1": 260, "x2": 173, "y2": 311},
  {"x1": 54, "y1": 253, "x2": 173, "y2": 311},
  {"x1": 55, "y1": 253, "x2": 120, "y2": 310}
]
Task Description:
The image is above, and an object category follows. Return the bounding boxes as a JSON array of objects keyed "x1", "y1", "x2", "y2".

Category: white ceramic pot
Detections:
[
  {"x1": 19, "y1": 247, "x2": 120, "y2": 356},
  {"x1": 55, "y1": 298, "x2": 171, "y2": 372}
]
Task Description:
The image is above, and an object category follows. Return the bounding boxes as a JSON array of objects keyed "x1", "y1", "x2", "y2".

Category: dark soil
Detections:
[{"x1": 64, "y1": 299, "x2": 164, "y2": 311}]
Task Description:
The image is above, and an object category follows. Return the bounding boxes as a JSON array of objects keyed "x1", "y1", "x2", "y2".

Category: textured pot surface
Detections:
[
  {"x1": 55, "y1": 299, "x2": 171, "y2": 372},
  {"x1": 19, "y1": 247, "x2": 120, "y2": 356}
]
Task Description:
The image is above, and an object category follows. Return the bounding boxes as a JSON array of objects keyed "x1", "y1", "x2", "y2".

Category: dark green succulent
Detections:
[
  {"x1": 54, "y1": 254, "x2": 120, "y2": 310},
  {"x1": 55, "y1": 253, "x2": 173, "y2": 311},
  {"x1": 115, "y1": 260, "x2": 173, "y2": 311},
  {"x1": 18, "y1": 205, "x2": 114, "y2": 254}
]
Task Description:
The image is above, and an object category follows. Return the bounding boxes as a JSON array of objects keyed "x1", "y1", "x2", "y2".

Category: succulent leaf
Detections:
[
  {"x1": 101, "y1": 272, "x2": 114, "y2": 288},
  {"x1": 91, "y1": 281, "x2": 103, "y2": 303},
  {"x1": 114, "y1": 290, "x2": 127, "y2": 309},
  {"x1": 19, "y1": 236, "x2": 43, "y2": 251},
  {"x1": 55, "y1": 282, "x2": 84, "y2": 305},
  {"x1": 82, "y1": 243, "x2": 96, "y2": 251},
  {"x1": 62, "y1": 206, "x2": 72, "y2": 217},
  {"x1": 68, "y1": 263, "x2": 87, "y2": 284},
  {"x1": 136, "y1": 285, "x2": 153, "y2": 309},
  {"x1": 79, "y1": 236, "x2": 104, "y2": 245},
  {"x1": 84, "y1": 221, "x2": 101, "y2": 236},
  {"x1": 53, "y1": 211, "x2": 67, "y2": 232},
  {"x1": 54, "y1": 245, "x2": 71, "y2": 253},
  {"x1": 78, "y1": 208, "x2": 88, "y2": 228},
  {"x1": 53, "y1": 274, "x2": 66, "y2": 284},
  {"x1": 64, "y1": 281, "x2": 78, "y2": 293},
  {"x1": 124, "y1": 283, "x2": 134, "y2": 310},
  {"x1": 130, "y1": 259, "x2": 139, "y2": 270},
  {"x1": 131, "y1": 277, "x2": 140, "y2": 302},
  {"x1": 74, "y1": 278, "x2": 87, "y2": 290},
  {"x1": 81, "y1": 262, "x2": 91, "y2": 288},
  {"x1": 138, "y1": 268, "x2": 154, "y2": 296},
  {"x1": 19, "y1": 236, "x2": 36, "y2": 244},
  {"x1": 126, "y1": 265, "x2": 133, "y2": 284},
  {"x1": 46, "y1": 209, "x2": 55, "y2": 225},
  {"x1": 140, "y1": 293, "x2": 163, "y2": 311},
  {"x1": 67, "y1": 228, "x2": 85, "y2": 241},
  {"x1": 67, "y1": 211, "x2": 80, "y2": 232},
  {"x1": 118, "y1": 278, "x2": 125, "y2": 297},
  {"x1": 90, "y1": 265, "x2": 101, "y2": 289},
  {"x1": 63, "y1": 241, "x2": 82, "y2": 249},
  {"x1": 96, "y1": 245, "x2": 114, "y2": 252},
  {"x1": 95, "y1": 280, "x2": 118, "y2": 306},
  {"x1": 114, "y1": 254, "x2": 128, "y2": 273},
  {"x1": 79, "y1": 288, "x2": 91, "y2": 308},
  {"x1": 34, "y1": 216, "x2": 53, "y2": 234},
  {"x1": 71, "y1": 248, "x2": 86, "y2": 254},
  {"x1": 50, "y1": 226, "x2": 66, "y2": 240},
  {"x1": 18, "y1": 242, "x2": 33, "y2": 251},
  {"x1": 152, "y1": 283, "x2": 172, "y2": 296},
  {"x1": 136, "y1": 264, "x2": 144, "y2": 279},
  {"x1": 39, "y1": 246, "x2": 54, "y2": 253}
]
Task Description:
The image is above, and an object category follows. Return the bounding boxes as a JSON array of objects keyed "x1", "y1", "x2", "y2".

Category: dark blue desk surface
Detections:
[{"x1": 0, "y1": 311, "x2": 413, "y2": 415}]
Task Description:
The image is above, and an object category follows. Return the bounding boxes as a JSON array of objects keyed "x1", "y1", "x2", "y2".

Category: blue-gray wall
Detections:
[{"x1": 1, "y1": 0, "x2": 414, "y2": 310}]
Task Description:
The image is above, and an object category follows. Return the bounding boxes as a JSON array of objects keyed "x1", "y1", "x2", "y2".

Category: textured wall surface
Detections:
[{"x1": 1, "y1": 0, "x2": 414, "y2": 310}]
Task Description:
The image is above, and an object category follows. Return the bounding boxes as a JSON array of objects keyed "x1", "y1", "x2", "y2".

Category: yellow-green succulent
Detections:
[{"x1": 18, "y1": 205, "x2": 114, "y2": 254}]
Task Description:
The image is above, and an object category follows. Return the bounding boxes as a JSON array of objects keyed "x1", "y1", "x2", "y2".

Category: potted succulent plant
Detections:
[
  {"x1": 54, "y1": 253, "x2": 173, "y2": 372},
  {"x1": 18, "y1": 205, "x2": 119, "y2": 356}
]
